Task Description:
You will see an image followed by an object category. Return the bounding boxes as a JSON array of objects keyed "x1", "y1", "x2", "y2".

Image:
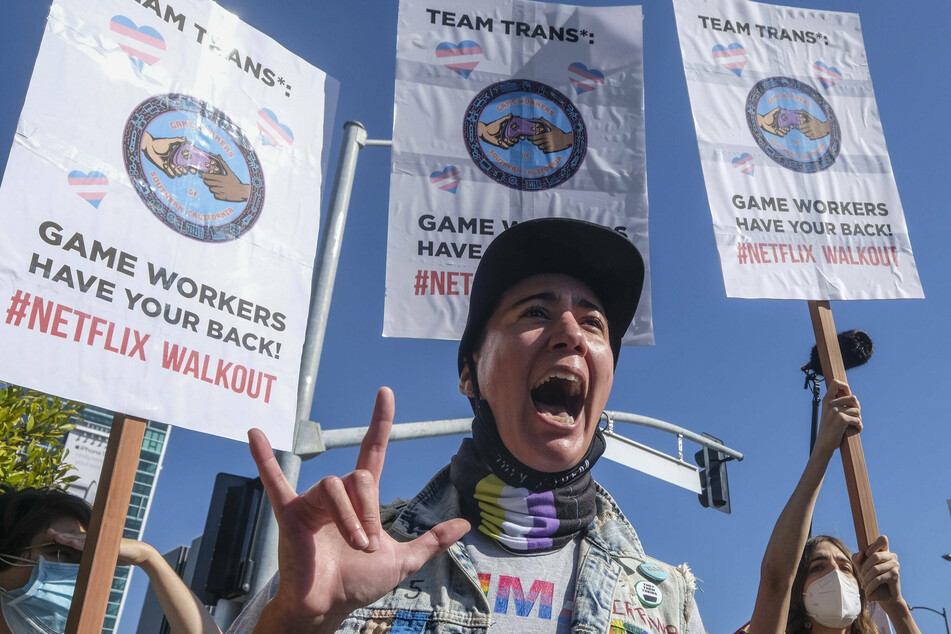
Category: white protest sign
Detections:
[
  {"x1": 673, "y1": 0, "x2": 922, "y2": 300},
  {"x1": 0, "y1": 0, "x2": 338, "y2": 451},
  {"x1": 386, "y1": 0, "x2": 653, "y2": 344}
]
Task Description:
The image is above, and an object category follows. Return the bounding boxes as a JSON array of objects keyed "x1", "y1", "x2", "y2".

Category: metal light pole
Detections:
[
  {"x1": 245, "y1": 121, "x2": 390, "y2": 597},
  {"x1": 910, "y1": 606, "x2": 950, "y2": 634}
]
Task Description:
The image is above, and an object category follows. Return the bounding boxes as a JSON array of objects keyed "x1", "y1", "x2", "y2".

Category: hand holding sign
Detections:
[
  {"x1": 248, "y1": 387, "x2": 470, "y2": 632},
  {"x1": 814, "y1": 379, "x2": 862, "y2": 456},
  {"x1": 852, "y1": 535, "x2": 913, "y2": 615}
]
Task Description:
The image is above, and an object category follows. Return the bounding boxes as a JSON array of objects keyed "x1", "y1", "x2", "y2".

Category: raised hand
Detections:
[
  {"x1": 852, "y1": 535, "x2": 921, "y2": 632},
  {"x1": 250, "y1": 387, "x2": 470, "y2": 633},
  {"x1": 49, "y1": 529, "x2": 223, "y2": 633},
  {"x1": 814, "y1": 379, "x2": 862, "y2": 456}
]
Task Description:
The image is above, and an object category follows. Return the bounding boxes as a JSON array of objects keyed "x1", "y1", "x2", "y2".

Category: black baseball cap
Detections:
[{"x1": 457, "y1": 217, "x2": 644, "y2": 373}]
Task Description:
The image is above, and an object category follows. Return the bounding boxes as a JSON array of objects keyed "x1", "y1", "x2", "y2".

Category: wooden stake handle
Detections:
[
  {"x1": 807, "y1": 300, "x2": 879, "y2": 552},
  {"x1": 65, "y1": 413, "x2": 146, "y2": 634}
]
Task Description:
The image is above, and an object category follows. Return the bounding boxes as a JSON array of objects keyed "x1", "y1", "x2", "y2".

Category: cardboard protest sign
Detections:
[
  {"x1": 673, "y1": 0, "x2": 923, "y2": 300},
  {"x1": 386, "y1": 0, "x2": 653, "y2": 344},
  {"x1": 0, "y1": 0, "x2": 338, "y2": 450}
]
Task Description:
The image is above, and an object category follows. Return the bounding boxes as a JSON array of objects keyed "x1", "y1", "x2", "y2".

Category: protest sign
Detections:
[
  {"x1": 673, "y1": 0, "x2": 923, "y2": 300},
  {"x1": 0, "y1": 0, "x2": 338, "y2": 451},
  {"x1": 386, "y1": 0, "x2": 653, "y2": 344}
]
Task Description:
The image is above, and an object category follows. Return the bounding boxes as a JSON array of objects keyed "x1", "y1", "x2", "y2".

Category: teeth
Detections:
[
  {"x1": 547, "y1": 413, "x2": 575, "y2": 425},
  {"x1": 533, "y1": 372, "x2": 584, "y2": 396}
]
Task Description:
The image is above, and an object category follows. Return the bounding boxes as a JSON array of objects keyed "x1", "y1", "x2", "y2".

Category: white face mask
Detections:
[
  {"x1": 0, "y1": 556, "x2": 78, "y2": 634},
  {"x1": 803, "y1": 568, "x2": 862, "y2": 628}
]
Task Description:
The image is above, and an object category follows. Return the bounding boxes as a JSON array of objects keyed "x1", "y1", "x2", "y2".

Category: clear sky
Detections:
[{"x1": 1, "y1": 1, "x2": 949, "y2": 632}]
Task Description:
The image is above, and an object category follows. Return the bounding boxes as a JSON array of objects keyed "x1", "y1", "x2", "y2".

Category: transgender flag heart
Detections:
[
  {"x1": 68, "y1": 171, "x2": 109, "y2": 208},
  {"x1": 732, "y1": 153, "x2": 754, "y2": 176},
  {"x1": 712, "y1": 43, "x2": 746, "y2": 77},
  {"x1": 568, "y1": 63, "x2": 605, "y2": 94},
  {"x1": 435, "y1": 41, "x2": 483, "y2": 78},
  {"x1": 814, "y1": 61, "x2": 842, "y2": 89},
  {"x1": 109, "y1": 15, "x2": 166, "y2": 72},
  {"x1": 258, "y1": 108, "x2": 295, "y2": 148},
  {"x1": 430, "y1": 166, "x2": 460, "y2": 194}
]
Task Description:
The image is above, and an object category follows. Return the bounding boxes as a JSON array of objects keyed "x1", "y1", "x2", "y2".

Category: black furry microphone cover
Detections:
[{"x1": 803, "y1": 329, "x2": 873, "y2": 375}]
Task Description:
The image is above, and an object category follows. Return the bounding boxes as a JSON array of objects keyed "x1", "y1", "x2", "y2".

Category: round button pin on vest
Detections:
[
  {"x1": 636, "y1": 562, "x2": 668, "y2": 584},
  {"x1": 635, "y1": 580, "x2": 663, "y2": 608}
]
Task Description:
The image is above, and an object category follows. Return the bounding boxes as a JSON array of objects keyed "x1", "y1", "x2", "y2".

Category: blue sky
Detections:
[{"x1": 2, "y1": 1, "x2": 949, "y2": 632}]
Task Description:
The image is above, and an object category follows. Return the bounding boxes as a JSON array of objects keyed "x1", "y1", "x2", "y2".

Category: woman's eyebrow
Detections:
[
  {"x1": 511, "y1": 291, "x2": 558, "y2": 308},
  {"x1": 510, "y1": 292, "x2": 605, "y2": 315},
  {"x1": 576, "y1": 297, "x2": 605, "y2": 315}
]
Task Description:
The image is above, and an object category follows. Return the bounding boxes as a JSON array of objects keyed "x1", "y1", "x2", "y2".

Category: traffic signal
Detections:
[
  {"x1": 695, "y1": 433, "x2": 731, "y2": 514},
  {"x1": 190, "y1": 473, "x2": 264, "y2": 603}
]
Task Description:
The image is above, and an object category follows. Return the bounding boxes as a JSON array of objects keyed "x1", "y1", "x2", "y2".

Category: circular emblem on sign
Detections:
[
  {"x1": 122, "y1": 93, "x2": 265, "y2": 242},
  {"x1": 634, "y1": 580, "x2": 663, "y2": 608},
  {"x1": 463, "y1": 79, "x2": 586, "y2": 191},
  {"x1": 745, "y1": 77, "x2": 840, "y2": 173}
]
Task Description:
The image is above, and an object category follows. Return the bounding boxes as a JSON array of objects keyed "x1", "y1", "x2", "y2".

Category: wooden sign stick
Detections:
[
  {"x1": 807, "y1": 300, "x2": 878, "y2": 552},
  {"x1": 65, "y1": 413, "x2": 146, "y2": 634}
]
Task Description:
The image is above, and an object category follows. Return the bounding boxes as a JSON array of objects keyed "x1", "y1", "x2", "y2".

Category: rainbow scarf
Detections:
[{"x1": 451, "y1": 438, "x2": 596, "y2": 553}]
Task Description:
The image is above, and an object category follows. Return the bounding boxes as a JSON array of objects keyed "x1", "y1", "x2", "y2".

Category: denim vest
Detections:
[{"x1": 337, "y1": 466, "x2": 697, "y2": 634}]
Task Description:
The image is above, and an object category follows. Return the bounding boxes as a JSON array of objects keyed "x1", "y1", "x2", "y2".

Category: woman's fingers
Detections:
[
  {"x1": 342, "y1": 470, "x2": 382, "y2": 552},
  {"x1": 356, "y1": 387, "x2": 394, "y2": 485},
  {"x1": 248, "y1": 428, "x2": 297, "y2": 509}
]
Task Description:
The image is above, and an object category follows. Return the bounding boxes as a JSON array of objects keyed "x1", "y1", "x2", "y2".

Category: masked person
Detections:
[
  {"x1": 0, "y1": 485, "x2": 221, "y2": 634},
  {"x1": 748, "y1": 380, "x2": 920, "y2": 634},
  {"x1": 231, "y1": 218, "x2": 704, "y2": 633}
]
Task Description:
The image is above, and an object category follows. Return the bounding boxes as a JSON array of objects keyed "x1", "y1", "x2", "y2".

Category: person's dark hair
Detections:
[
  {"x1": 786, "y1": 535, "x2": 877, "y2": 634},
  {"x1": 0, "y1": 484, "x2": 91, "y2": 571}
]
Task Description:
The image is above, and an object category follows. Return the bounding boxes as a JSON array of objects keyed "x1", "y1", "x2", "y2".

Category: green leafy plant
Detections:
[{"x1": 0, "y1": 384, "x2": 85, "y2": 489}]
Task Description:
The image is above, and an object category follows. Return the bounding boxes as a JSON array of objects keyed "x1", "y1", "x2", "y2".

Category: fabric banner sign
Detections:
[
  {"x1": 673, "y1": 0, "x2": 923, "y2": 300},
  {"x1": 386, "y1": 0, "x2": 653, "y2": 344},
  {"x1": 0, "y1": 0, "x2": 338, "y2": 450}
]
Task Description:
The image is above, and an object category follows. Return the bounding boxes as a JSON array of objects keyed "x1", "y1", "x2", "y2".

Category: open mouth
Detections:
[{"x1": 531, "y1": 372, "x2": 584, "y2": 424}]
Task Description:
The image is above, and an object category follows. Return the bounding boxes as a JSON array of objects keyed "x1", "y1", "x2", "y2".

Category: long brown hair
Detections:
[{"x1": 786, "y1": 536, "x2": 877, "y2": 633}]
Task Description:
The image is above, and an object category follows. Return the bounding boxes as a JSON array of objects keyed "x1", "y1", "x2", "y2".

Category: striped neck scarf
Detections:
[{"x1": 450, "y1": 437, "x2": 596, "y2": 554}]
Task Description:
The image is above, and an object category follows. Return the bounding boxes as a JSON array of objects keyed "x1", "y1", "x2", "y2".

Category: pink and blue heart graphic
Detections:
[
  {"x1": 258, "y1": 108, "x2": 295, "y2": 148},
  {"x1": 430, "y1": 166, "x2": 460, "y2": 194},
  {"x1": 568, "y1": 63, "x2": 605, "y2": 94},
  {"x1": 435, "y1": 41, "x2": 483, "y2": 78},
  {"x1": 813, "y1": 61, "x2": 842, "y2": 90},
  {"x1": 109, "y1": 15, "x2": 166, "y2": 72},
  {"x1": 732, "y1": 153, "x2": 754, "y2": 176},
  {"x1": 67, "y1": 171, "x2": 109, "y2": 208},
  {"x1": 712, "y1": 43, "x2": 746, "y2": 77}
]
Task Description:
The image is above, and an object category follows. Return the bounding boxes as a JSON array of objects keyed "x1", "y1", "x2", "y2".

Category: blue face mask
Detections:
[{"x1": 0, "y1": 557, "x2": 77, "y2": 634}]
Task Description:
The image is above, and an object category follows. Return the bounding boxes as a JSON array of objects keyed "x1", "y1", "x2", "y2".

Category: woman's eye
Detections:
[{"x1": 584, "y1": 316, "x2": 606, "y2": 331}]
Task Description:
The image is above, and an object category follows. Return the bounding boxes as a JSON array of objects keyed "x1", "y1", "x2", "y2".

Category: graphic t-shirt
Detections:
[
  {"x1": 463, "y1": 530, "x2": 706, "y2": 634},
  {"x1": 463, "y1": 530, "x2": 579, "y2": 633}
]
